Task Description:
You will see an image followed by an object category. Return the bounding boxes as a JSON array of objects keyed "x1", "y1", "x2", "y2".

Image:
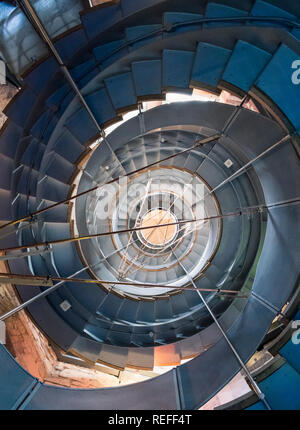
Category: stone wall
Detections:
[
  {"x1": 0, "y1": 260, "x2": 143, "y2": 388},
  {"x1": 0, "y1": 84, "x2": 18, "y2": 129}
]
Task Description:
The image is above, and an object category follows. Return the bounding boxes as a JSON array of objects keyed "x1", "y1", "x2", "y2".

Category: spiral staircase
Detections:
[{"x1": 0, "y1": 0, "x2": 300, "y2": 410}]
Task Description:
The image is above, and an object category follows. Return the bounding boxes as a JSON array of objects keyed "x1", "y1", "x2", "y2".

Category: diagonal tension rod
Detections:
[
  {"x1": 0, "y1": 271, "x2": 248, "y2": 322},
  {"x1": 2, "y1": 195, "x2": 300, "y2": 254},
  {"x1": 0, "y1": 134, "x2": 220, "y2": 232},
  {"x1": 0, "y1": 272, "x2": 246, "y2": 296},
  {"x1": 0, "y1": 207, "x2": 259, "y2": 253}
]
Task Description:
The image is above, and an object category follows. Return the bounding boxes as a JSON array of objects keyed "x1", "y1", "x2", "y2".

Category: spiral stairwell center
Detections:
[{"x1": 0, "y1": 0, "x2": 300, "y2": 410}]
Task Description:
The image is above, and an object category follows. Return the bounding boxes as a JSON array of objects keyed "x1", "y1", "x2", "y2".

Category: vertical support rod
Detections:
[{"x1": 173, "y1": 252, "x2": 272, "y2": 410}]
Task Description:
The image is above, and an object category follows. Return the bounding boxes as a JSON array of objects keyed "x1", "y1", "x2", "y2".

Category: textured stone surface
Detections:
[
  {"x1": 219, "y1": 90, "x2": 259, "y2": 112},
  {"x1": 0, "y1": 261, "x2": 123, "y2": 388},
  {"x1": 0, "y1": 82, "x2": 153, "y2": 390},
  {"x1": 0, "y1": 84, "x2": 18, "y2": 129}
]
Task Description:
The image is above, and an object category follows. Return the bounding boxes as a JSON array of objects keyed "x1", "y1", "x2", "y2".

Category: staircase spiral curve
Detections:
[{"x1": 0, "y1": 0, "x2": 300, "y2": 410}]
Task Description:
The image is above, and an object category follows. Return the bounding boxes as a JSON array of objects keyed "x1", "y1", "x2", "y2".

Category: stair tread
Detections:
[
  {"x1": 256, "y1": 44, "x2": 300, "y2": 130},
  {"x1": 222, "y1": 40, "x2": 272, "y2": 92},
  {"x1": 132, "y1": 60, "x2": 162, "y2": 97},
  {"x1": 191, "y1": 42, "x2": 232, "y2": 90},
  {"x1": 162, "y1": 49, "x2": 195, "y2": 89},
  {"x1": 104, "y1": 72, "x2": 137, "y2": 111}
]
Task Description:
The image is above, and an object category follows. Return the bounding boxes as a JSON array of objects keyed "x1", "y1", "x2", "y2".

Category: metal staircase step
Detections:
[
  {"x1": 204, "y1": 3, "x2": 248, "y2": 28},
  {"x1": 84, "y1": 321, "x2": 110, "y2": 343},
  {"x1": 53, "y1": 129, "x2": 86, "y2": 164},
  {"x1": 36, "y1": 176, "x2": 70, "y2": 202},
  {"x1": 65, "y1": 107, "x2": 99, "y2": 144},
  {"x1": 54, "y1": 27, "x2": 88, "y2": 63},
  {"x1": 0, "y1": 189, "x2": 12, "y2": 222},
  {"x1": 0, "y1": 122, "x2": 23, "y2": 159},
  {"x1": 42, "y1": 153, "x2": 76, "y2": 184},
  {"x1": 127, "y1": 347, "x2": 155, "y2": 370},
  {"x1": 155, "y1": 297, "x2": 173, "y2": 320},
  {"x1": 169, "y1": 293, "x2": 189, "y2": 317},
  {"x1": 222, "y1": 40, "x2": 272, "y2": 92},
  {"x1": 178, "y1": 333, "x2": 205, "y2": 359},
  {"x1": 14, "y1": 166, "x2": 39, "y2": 197},
  {"x1": 136, "y1": 300, "x2": 156, "y2": 324},
  {"x1": 162, "y1": 49, "x2": 195, "y2": 90},
  {"x1": 24, "y1": 56, "x2": 59, "y2": 93},
  {"x1": 121, "y1": 0, "x2": 163, "y2": 17},
  {"x1": 93, "y1": 39, "x2": 128, "y2": 68},
  {"x1": 80, "y1": 2, "x2": 123, "y2": 40},
  {"x1": 154, "y1": 343, "x2": 181, "y2": 366},
  {"x1": 257, "y1": 363, "x2": 300, "y2": 409},
  {"x1": 250, "y1": 0, "x2": 297, "y2": 24},
  {"x1": 97, "y1": 344, "x2": 129, "y2": 370},
  {"x1": 3, "y1": 87, "x2": 37, "y2": 128},
  {"x1": 116, "y1": 298, "x2": 140, "y2": 324},
  {"x1": 70, "y1": 335, "x2": 102, "y2": 364},
  {"x1": 125, "y1": 24, "x2": 162, "y2": 51},
  {"x1": 280, "y1": 339, "x2": 300, "y2": 374},
  {"x1": 97, "y1": 293, "x2": 124, "y2": 320},
  {"x1": 131, "y1": 60, "x2": 162, "y2": 98},
  {"x1": 85, "y1": 87, "x2": 118, "y2": 126},
  {"x1": 107, "y1": 327, "x2": 132, "y2": 347},
  {"x1": 104, "y1": 72, "x2": 137, "y2": 112},
  {"x1": 256, "y1": 44, "x2": 300, "y2": 131},
  {"x1": 0, "y1": 154, "x2": 13, "y2": 190},
  {"x1": 191, "y1": 42, "x2": 232, "y2": 92},
  {"x1": 21, "y1": 139, "x2": 46, "y2": 171}
]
